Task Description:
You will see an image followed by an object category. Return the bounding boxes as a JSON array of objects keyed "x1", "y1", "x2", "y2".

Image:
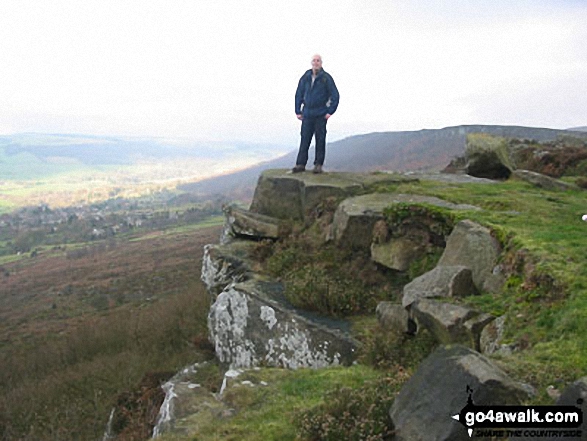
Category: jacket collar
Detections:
[{"x1": 306, "y1": 68, "x2": 324, "y2": 78}]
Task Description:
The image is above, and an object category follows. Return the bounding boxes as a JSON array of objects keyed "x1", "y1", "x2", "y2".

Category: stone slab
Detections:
[{"x1": 208, "y1": 279, "x2": 358, "y2": 369}]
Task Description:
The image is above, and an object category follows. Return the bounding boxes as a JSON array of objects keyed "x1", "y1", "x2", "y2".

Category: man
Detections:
[{"x1": 293, "y1": 54, "x2": 339, "y2": 174}]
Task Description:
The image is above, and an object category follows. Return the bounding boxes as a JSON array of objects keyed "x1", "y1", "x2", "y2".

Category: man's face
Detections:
[{"x1": 311, "y1": 56, "x2": 322, "y2": 72}]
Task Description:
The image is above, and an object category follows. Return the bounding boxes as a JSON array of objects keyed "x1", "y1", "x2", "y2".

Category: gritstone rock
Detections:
[
  {"x1": 465, "y1": 133, "x2": 513, "y2": 179},
  {"x1": 376, "y1": 301, "x2": 413, "y2": 335},
  {"x1": 331, "y1": 193, "x2": 479, "y2": 251},
  {"x1": 438, "y1": 219, "x2": 504, "y2": 293},
  {"x1": 410, "y1": 298, "x2": 494, "y2": 350},
  {"x1": 249, "y1": 169, "x2": 415, "y2": 221},
  {"x1": 402, "y1": 265, "x2": 478, "y2": 308},
  {"x1": 513, "y1": 169, "x2": 577, "y2": 191}
]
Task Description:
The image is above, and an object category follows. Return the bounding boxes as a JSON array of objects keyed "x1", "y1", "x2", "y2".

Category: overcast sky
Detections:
[{"x1": 1, "y1": 0, "x2": 586, "y2": 145}]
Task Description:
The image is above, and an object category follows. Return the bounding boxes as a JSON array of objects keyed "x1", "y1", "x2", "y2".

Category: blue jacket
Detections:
[{"x1": 295, "y1": 68, "x2": 339, "y2": 118}]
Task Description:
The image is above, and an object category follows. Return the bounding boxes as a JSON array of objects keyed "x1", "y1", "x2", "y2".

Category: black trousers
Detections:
[{"x1": 296, "y1": 116, "x2": 327, "y2": 167}]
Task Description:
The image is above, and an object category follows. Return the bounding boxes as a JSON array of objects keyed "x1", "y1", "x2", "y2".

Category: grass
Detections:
[
  {"x1": 0, "y1": 200, "x2": 16, "y2": 215},
  {"x1": 0, "y1": 163, "x2": 175, "y2": 209}
]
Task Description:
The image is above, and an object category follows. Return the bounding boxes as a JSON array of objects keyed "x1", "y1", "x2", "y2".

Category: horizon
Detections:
[
  {"x1": 2, "y1": 122, "x2": 586, "y2": 146},
  {"x1": 1, "y1": 0, "x2": 586, "y2": 145}
]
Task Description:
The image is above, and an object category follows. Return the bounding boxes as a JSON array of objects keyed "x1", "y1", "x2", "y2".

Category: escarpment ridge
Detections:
[{"x1": 149, "y1": 132, "x2": 587, "y2": 439}]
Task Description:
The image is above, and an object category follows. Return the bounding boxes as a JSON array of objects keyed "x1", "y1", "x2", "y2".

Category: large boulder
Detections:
[
  {"x1": 465, "y1": 133, "x2": 513, "y2": 179},
  {"x1": 438, "y1": 220, "x2": 504, "y2": 293},
  {"x1": 389, "y1": 345, "x2": 529, "y2": 441},
  {"x1": 410, "y1": 298, "x2": 495, "y2": 350},
  {"x1": 402, "y1": 265, "x2": 478, "y2": 308},
  {"x1": 249, "y1": 169, "x2": 416, "y2": 221},
  {"x1": 513, "y1": 169, "x2": 577, "y2": 191},
  {"x1": 331, "y1": 193, "x2": 479, "y2": 251},
  {"x1": 208, "y1": 279, "x2": 358, "y2": 369}
]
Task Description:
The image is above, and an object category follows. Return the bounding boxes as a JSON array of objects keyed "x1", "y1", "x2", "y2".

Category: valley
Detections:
[{"x1": 1, "y1": 126, "x2": 587, "y2": 439}]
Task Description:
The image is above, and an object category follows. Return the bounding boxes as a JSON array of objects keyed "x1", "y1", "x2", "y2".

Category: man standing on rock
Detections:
[{"x1": 293, "y1": 54, "x2": 339, "y2": 174}]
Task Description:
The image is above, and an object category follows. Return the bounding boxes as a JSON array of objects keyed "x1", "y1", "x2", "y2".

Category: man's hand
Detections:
[
  {"x1": 297, "y1": 114, "x2": 303, "y2": 120},
  {"x1": 325, "y1": 114, "x2": 331, "y2": 120}
]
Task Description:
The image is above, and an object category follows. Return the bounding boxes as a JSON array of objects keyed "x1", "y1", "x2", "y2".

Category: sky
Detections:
[{"x1": 1, "y1": 0, "x2": 586, "y2": 146}]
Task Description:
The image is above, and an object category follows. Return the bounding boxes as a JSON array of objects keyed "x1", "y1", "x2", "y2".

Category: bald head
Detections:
[{"x1": 311, "y1": 54, "x2": 323, "y2": 74}]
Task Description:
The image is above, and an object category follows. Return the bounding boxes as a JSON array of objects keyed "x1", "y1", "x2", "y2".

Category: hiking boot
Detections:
[
  {"x1": 292, "y1": 165, "x2": 305, "y2": 173},
  {"x1": 312, "y1": 164, "x2": 324, "y2": 174}
]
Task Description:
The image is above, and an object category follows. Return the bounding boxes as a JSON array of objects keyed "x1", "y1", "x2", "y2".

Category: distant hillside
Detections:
[
  {"x1": 568, "y1": 126, "x2": 587, "y2": 132},
  {"x1": 0, "y1": 133, "x2": 288, "y2": 180},
  {"x1": 179, "y1": 124, "x2": 587, "y2": 199}
]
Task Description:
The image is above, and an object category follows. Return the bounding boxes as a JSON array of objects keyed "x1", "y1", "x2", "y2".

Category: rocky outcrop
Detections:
[
  {"x1": 389, "y1": 345, "x2": 530, "y2": 441},
  {"x1": 465, "y1": 133, "x2": 514, "y2": 179},
  {"x1": 204, "y1": 173, "x2": 506, "y2": 370},
  {"x1": 156, "y1": 164, "x2": 572, "y2": 436},
  {"x1": 513, "y1": 169, "x2": 577, "y2": 191},
  {"x1": 249, "y1": 169, "x2": 416, "y2": 221},
  {"x1": 402, "y1": 265, "x2": 477, "y2": 308},
  {"x1": 438, "y1": 219, "x2": 505, "y2": 293},
  {"x1": 208, "y1": 279, "x2": 357, "y2": 369},
  {"x1": 410, "y1": 299, "x2": 494, "y2": 350},
  {"x1": 203, "y1": 198, "x2": 360, "y2": 370}
]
